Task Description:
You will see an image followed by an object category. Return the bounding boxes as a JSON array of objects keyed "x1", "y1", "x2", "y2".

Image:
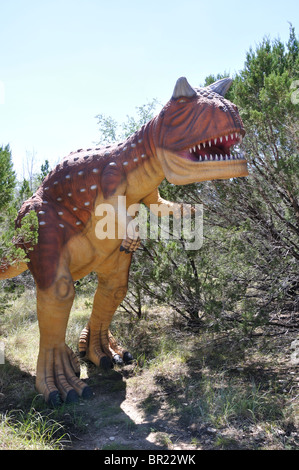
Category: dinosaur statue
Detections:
[{"x1": 0, "y1": 77, "x2": 248, "y2": 406}]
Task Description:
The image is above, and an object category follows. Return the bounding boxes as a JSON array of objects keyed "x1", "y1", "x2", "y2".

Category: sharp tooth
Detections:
[
  {"x1": 215, "y1": 154, "x2": 218, "y2": 160},
  {"x1": 193, "y1": 146, "x2": 196, "y2": 152},
  {"x1": 231, "y1": 134, "x2": 234, "y2": 139},
  {"x1": 198, "y1": 144, "x2": 201, "y2": 150},
  {"x1": 220, "y1": 155, "x2": 223, "y2": 160},
  {"x1": 235, "y1": 132, "x2": 238, "y2": 138},
  {"x1": 214, "y1": 138, "x2": 217, "y2": 145},
  {"x1": 189, "y1": 148, "x2": 192, "y2": 153},
  {"x1": 220, "y1": 137, "x2": 223, "y2": 143},
  {"x1": 225, "y1": 135, "x2": 229, "y2": 141},
  {"x1": 203, "y1": 142, "x2": 206, "y2": 148},
  {"x1": 209, "y1": 140, "x2": 211, "y2": 147},
  {"x1": 205, "y1": 155, "x2": 208, "y2": 161}
]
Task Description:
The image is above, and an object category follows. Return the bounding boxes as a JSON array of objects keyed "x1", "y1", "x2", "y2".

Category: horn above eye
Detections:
[
  {"x1": 172, "y1": 77, "x2": 197, "y2": 99},
  {"x1": 205, "y1": 77, "x2": 233, "y2": 97}
]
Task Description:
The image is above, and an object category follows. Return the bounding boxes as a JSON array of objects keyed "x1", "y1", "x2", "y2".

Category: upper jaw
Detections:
[{"x1": 178, "y1": 129, "x2": 245, "y2": 163}]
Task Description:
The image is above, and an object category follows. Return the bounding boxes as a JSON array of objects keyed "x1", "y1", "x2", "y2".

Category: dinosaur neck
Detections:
[{"x1": 117, "y1": 116, "x2": 165, "y2": 200}]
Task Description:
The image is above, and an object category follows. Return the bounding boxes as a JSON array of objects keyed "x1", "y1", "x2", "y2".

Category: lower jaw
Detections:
[{"x1": 165, "y1": 159, "x2": 249, "y2": 185}]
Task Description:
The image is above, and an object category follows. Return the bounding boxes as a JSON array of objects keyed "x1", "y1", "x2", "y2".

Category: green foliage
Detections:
[
  {"x1": 119, "y1": 26, "x2": 299, "y2": 336},
  {"x1": 0, "y1": 147, "x2": 42, "y2": 272},
  {"x1": 0, "y1": 145, "x2": 16, "y2": 214},
  {"x1": 0, "y1": 210, "x2": 38, "y2": 269}
]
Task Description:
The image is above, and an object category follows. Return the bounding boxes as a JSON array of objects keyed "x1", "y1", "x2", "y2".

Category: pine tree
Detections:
[{"x1": 0, "y1": 145, "x2": 16, "y2": 216}]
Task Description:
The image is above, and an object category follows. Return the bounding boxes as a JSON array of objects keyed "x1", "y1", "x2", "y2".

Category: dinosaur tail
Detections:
[{"x1": 0, "y1": 259, "x2": 28, "y2": 281}]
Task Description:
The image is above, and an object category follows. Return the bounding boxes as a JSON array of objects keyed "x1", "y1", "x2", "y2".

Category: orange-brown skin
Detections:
[{"x1": 0, "y1": 77, "x2": 248, "y2": 405}]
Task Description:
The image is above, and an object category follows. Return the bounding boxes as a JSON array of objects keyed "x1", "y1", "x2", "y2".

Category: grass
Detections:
[
  {"x1": 0, "y1": 406, "x2": 70, "y2": 450},
  {"x1": 0, "y1": 282, "x2": 298, "y2": 450}
]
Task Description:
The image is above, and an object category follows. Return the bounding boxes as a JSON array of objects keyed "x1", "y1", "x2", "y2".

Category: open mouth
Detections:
[{"x1": 178, "y1": 131, "x2": 245, "y2": 162}]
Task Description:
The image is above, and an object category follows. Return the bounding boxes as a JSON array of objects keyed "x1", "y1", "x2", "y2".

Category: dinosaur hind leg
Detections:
[
  {"x1": 35, "y1": 261, "x2": 92, "y2": 406},
  {"x1": 79, "y1": 253, "x2": 133, "y2": 369}
]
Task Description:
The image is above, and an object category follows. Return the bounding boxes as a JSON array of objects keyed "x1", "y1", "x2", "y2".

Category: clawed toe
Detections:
[{"x1": 36, "y1": 345, "x2": 92, "y2": 407}]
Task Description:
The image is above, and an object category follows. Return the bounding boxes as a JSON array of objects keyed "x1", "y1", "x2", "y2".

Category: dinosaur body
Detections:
[{"x1": 0, "y1": 77, "x2": 248, "y2": 405}]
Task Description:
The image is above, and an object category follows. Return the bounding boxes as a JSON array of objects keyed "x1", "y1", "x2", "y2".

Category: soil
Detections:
[{"x1": 65, "y1": 352, "x2": 299, "y2": 451}]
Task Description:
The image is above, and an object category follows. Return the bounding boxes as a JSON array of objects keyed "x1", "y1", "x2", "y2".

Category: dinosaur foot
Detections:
[
  {"x1": 78, "y1": 326, "x2": 133, "y2": 368},
  {"x1": 36, "y1": 344, "x2": 92, "y2": 406}
]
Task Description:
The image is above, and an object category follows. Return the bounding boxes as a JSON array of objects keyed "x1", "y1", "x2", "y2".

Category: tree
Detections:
[
  {"x1": 95, "y1": 29, "x2": 299, "y2": 336},
  {"x1": 0, "y1": 146, "x2": 39, "y2": 272},
  {"x1": 167, "y1": 25, "x2": 299, "y2": 331},
  {"x1": 95, "y1": 99, "x2": 161, "y2": 145},
  {"x1": 0, "y1": 145, "x2": 16, "y2": 216}
]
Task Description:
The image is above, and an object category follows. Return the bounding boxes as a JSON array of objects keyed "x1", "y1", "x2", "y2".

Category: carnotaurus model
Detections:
[{"x1": 0, "y1": 77, "x2": 248, "y2": 405}]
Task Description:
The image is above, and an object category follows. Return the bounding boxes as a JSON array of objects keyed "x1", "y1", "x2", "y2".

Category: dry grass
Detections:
[{"x1": 0, "y1": 284, "x2": 298, "y2": 450}]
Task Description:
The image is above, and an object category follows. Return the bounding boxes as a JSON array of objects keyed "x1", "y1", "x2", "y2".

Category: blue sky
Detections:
[{"x1": 0, "y1": 0, "x2": 298, "y2": 179}]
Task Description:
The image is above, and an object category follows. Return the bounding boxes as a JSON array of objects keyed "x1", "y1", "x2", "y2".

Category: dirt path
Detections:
[
  {"x1": 69, "y1": 366, "x2": 200, "y2": 451},
  {"x1": 66, "y1": 353, "x2": 299, "y2": 451}
]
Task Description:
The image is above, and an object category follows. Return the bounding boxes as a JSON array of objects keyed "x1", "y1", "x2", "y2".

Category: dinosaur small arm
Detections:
[{"x1": 0, "y1": 77, "x2": 248, "y2": 406}]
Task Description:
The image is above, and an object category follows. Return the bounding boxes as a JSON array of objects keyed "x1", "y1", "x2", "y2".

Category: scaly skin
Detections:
[{"x1": 0, "y1": 77, "x2": 248, "y2": 405}]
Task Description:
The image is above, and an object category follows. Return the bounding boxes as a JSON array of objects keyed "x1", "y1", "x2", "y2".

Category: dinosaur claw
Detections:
[
  {"x1": 81, "y1": 385, "x2": 93, "y2": 400},
  {"x1": 123, "y1": 351, "x2": 134, "y2": 364},
  {"x1": 112, "y1": 354, "x2": 123, "y2": 365},
  {"x1": 47, "y1": 390, "x2": 61, "y2": 408},
  {"x1": 65, "y1": 389, "x2": 79, "y2": 404}
]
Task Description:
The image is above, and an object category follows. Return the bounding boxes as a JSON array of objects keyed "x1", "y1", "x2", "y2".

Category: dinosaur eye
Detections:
[{"x1": 178, "y1": 99, "x2": 187, "y2": 103}]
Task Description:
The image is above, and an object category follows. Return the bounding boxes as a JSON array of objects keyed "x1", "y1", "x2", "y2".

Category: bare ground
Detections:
[{"x1": 65, "y1": 336, "x2": 299, "y2": 451}]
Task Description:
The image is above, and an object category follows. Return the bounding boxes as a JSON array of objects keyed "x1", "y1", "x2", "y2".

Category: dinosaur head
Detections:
[{"x1": 155, "y1": 77, "x2": 248, "y2": 185}]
